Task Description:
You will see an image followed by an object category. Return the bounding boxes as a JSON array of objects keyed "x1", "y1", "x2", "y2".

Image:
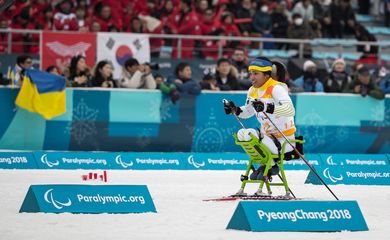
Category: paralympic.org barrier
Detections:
[
  {"x1": 227, "y1": 201, "x2": 368, "y2": 232},
  {"x1": 19, "y1": 184, "x2": 156, "y2": 214},
  {"x1": 305, "y1": 154, "x2": 390, "y2": 185},
  {"x1": 1, "y1": 151, "x2": 389, "y2": 171},
  {"x1": 2, "y1": 151, "x2": 253, "y2": 170}
]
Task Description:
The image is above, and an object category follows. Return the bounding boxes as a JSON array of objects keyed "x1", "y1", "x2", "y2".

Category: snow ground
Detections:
[{"x1": 0, "y1": 169, "x2": 389, "y2": 240}]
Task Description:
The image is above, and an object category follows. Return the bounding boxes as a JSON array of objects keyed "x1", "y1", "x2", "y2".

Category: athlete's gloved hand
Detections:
[
  {"x1": 252, "y1": 99, "x2": 274, "y2": 114},
  {"x1": 223, "y1": 99, "x2": 242, "y2": 115}
]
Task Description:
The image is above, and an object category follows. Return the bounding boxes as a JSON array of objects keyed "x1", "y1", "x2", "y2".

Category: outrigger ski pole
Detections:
[{"x1": 263, "y1": 112, "x2": 339, "y2": 201}]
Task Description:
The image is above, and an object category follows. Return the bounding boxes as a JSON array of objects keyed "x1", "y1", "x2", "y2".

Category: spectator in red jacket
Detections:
[
  {"x1": 92, "y1": 4, "x2": 122, "y2": 32},
  {"x1": 170, "y1": 0, "x2": 202, "y2": 59},
  {"x1": 53, "y1": 0, "x2": 78, "y2": 31},
  {"x1": 75, "y1": 7, "x2": 89, "y2": 32},
  {"x1": 36, "y1": 5, "x2": 54, "y2": 30},
  {"x1": 201, "y1": 28, "x2": 226, "y2": 60},
  {"x1": 199, "y1": 8, "x2": 222, "y2": 35},
  {"x1": 123, "y1": 0, "x2": 147, "y2": 31},
  {"x1": 10, "y1": 6, "x2": 39, "y2": 53},
  {"x1": 0, "y1": 18, "x2": 9, "y2": 53},
  {"x1": 195, "y1": 0, "x2": 209, "y2": 20},
  {"x1": 220, "y1": 11, "x2": 249, "y2": 55}
]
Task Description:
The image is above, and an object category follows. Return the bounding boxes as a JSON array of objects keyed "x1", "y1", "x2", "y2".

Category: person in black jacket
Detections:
[
  {"x1": 215, "y1": 58, "x2": 241, "y2": 91},
  {"x1": 323, "y1": 58, "x2": 352, "y2": 93},
  {"x1": 91, "y1": 60, "x2": 117, "y2": 88},
  {"x1": 66, "y1": 55, "x2": 92, "y2": 87}
]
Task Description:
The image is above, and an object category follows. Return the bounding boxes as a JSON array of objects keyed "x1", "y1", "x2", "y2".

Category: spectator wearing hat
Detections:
[
  {"x1": 323, "y1": 58, "x2": 352, "y2": 93},
  {"x1": 346, "y1": 66, "x2": 385, "y2": 100},
  {"x1": 294, "y1": 60, "x2": 324, "y2": 92}
]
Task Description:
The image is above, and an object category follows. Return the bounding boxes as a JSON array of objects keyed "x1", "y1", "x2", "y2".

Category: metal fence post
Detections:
[
  {"x1": 177, "y1": 38, "x2": 182, "y2": 59},
  {"x1": 299, "y1": 42, "x2": 304, "y2": 58}
]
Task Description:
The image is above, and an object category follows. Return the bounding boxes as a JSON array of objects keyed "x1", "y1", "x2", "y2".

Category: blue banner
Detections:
[
  {"x1": 19, "y1": 184, "x2": 156, "y2": 213},
  {"x1": 0, "y1": 152, "x2": 37, "y2": 169},
  {"x1": 227, "y1": 201, "x2": 368, "y2": 232},
  {"x1": 305, "y1": 165, "x2": 390, "y2": 185},
  {"x1": 1, "y1": 88, "x2": 389, "y2": 154}
]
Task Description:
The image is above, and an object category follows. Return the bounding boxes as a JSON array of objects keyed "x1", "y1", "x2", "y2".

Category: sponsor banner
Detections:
[
  {"x1": 0, "y1": 152, "x2": 37, "y2": 169},
  {"x1": 97, "y1": 32, "x2": 150, "y2": 79},
  {"x1": 305, "y1": 165, "x2": 390, "y2": 185},
  {"x1": 19, "y1": 184, "x2": 156, "y2": 213},
  {"x1": 227, "y1": 201, "x2": 368, "y2": 232},
  {"x1": 321, "y1": 154, "x2": 389, "y2": 166},
  {"x1": 41, "y1": 31, "x2": 96, "y2": 73},
  {"x1": 283, "y1": 154, "x2": 322, "y2": 170}
]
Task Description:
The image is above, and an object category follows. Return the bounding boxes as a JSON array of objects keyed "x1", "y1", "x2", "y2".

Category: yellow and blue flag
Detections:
[{"x1": 15, "y1": 69, "x2": 66, "y2": 120}]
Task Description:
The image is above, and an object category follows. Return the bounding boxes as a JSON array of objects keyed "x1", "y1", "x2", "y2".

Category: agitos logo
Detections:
[
  {"x1": 115, "y1": 155, "x2": 134, "y2": 168},
  {"x1": 323, "y1": 167, "x2": 343, "y2": 183},
  {"x1": 44, "y1": 189, "x2": 72, "y2": 209},
  {"x1": 40, "y1": 154, "x2": 59, "y2": 168},
  {"x1": 187, "y1": 155, "x2": 205, "y2": 169}
]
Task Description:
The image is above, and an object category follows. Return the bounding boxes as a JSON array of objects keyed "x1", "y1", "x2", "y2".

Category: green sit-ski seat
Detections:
[{"x1": 233, "y1": 132, "x2": 304, "y2": 197}]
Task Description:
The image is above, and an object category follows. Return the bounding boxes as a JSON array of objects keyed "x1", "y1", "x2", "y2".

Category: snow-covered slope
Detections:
[{"x1": 0, "y1": 170, "x2": 389, "y2": 240}]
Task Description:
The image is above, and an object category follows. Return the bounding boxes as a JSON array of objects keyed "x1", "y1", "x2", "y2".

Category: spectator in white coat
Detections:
[{"x1": 119, "y1": 58, "x2": 157, "y2": 89}]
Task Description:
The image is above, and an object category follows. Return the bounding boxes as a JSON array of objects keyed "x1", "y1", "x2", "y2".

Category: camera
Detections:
[
  {"x1": 144, "y1": 62, "x2": 160, "y2": 71},
  {"x1": 0, "y1": 73, "x2": 10, "y2": 85},
  {"x1": 77, "y1": 70, "x2": 88, "y2": 77}
]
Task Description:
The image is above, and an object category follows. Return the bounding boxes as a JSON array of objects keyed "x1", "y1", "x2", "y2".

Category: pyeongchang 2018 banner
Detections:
[
  {"x1": 41, "y1": 31, "x2": 97, "y2": 73},
  {"x1": 97, "y1": 32, "x2": 150, "y2": 79}
]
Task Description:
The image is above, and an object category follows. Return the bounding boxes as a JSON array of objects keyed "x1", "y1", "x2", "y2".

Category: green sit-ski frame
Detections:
[{"x1": 233, "y1": 133, "x2": 304, "y2": 196}]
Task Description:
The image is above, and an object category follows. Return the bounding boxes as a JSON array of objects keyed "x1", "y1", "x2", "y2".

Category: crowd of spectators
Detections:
[
  {"x1": 3, "y1": 50, "x2": 386, "y2": 105},
  {"x1": 0, "y1": 0, "x2": 388, "y2": 103},
  {"x1": 0, "y1": 0, "x2": 386, "y2": 59}
]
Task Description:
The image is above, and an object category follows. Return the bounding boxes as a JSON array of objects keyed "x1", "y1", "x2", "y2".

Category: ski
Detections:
[{"x1": 203, "y1": 195, "x2": 303, "y2": 202}]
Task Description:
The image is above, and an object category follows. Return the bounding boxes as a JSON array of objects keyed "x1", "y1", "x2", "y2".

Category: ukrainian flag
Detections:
[{"x1": 15, "y1": 69, "x2": 66, "y2": 120}]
